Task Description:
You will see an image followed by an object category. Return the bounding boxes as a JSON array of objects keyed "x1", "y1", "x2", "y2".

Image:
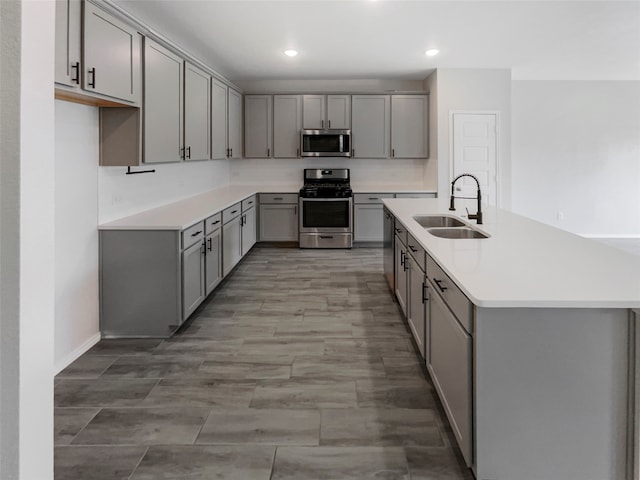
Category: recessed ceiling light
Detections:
[
  {"x1": 425, "y1": 49, "x2": 440, "y2": 57},
  {"x1": 284, "y1": 50, "x2": 298, "y2": 57}
]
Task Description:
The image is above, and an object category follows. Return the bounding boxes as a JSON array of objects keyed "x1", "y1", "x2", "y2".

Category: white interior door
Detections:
[{"x1": 452, "y1": 113, "x2": 498, "y2": 206}]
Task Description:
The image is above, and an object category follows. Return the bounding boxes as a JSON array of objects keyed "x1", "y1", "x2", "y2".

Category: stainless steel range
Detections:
[{"x1": 299, "y1": 168, "x2": 353, "y2": 249}]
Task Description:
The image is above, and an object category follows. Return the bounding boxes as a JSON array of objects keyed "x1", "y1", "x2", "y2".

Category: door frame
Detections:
[{"x1": 449, "y1": 110, "x2": 502, "y2": 208}]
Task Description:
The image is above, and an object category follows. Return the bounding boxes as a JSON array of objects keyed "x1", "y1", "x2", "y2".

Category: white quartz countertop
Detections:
[
  {"x1": 99, "y1": 184, "x2": 437, "y2": 230},
  {"x1": 384, "y1": 198, "x2": 640, "y2": 309}
]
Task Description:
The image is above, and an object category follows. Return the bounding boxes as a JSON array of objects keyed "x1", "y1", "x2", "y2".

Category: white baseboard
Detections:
[
  {"x1": 581, "y1": 234, "x2": 640, "y2": 239},
  {"x1": 54, "y1": 332, "x2": 101, "y2": 376}
]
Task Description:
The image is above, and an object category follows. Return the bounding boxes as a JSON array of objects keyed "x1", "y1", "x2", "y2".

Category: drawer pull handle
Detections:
[
  {"x1": 319, "y1": 235, "x2": 334, "y2": 239},
  {"x1": 191, "y1": 230, "x2": 202, "y2": 237},
  {"x1": 434, "y1": 279, "x2": 447, "y2": 293},
  {"x1": 273, "y1": 197, "x2": 283, "y2": 200},
  {"x1": 231, "y1": 210, "x2": 238, "y2": 214},
  {"x1": 211, "y1": 220, "x2": 220, "y2": 225},
  {"x1": 408, "y1": 245, "x2": 418, "y2": 253},
  {"x1": 368, "y1": 197, "x2": 379, "y2": 200}
]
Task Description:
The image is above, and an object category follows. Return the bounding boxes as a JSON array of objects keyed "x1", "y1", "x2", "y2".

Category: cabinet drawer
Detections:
[
  {"x1": 259, "y1": 193, "x2": 298, "y2": 204},
  {"x1": 406, "y1": 232, "x2": 425, "y2": 268},
  {"x1": 353, "y1": 193, "x2": 394, "y2": 204},
  {"x1": 395, "y1": 192, "x2": 437, "y2": 198},
  {"x1": 427, "y1": 255, "x2": 473, "y2": 334},
  {"x1": 393, "y1": 219, "x2": 407, "y2": 245},
  {"x1": 205, "y1": 212, "x2": 222, "y2": 235},
  {"x1": 242, "y1": 195, "x2": 257, "y2": 211},
  {"x1": 223, "y1": 202, "x2": 242, "y2": 224},
  {"x1": 182, "y1": 221, "x2": 205, "y2": 249}
]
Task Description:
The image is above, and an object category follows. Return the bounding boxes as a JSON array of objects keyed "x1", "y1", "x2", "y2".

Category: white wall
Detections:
[
  {"x1": 54, "y1": 101, "x2": 100, "y2": 372},
  {"x1": 511, "y1": 81, "x2": 640, "y2": 237},
  {"x1": 433, "y1": 69, "x2": 512, "y2": 206},
  {"x1": 0, "y1": 1, "x2": 55, "y2": 478}
]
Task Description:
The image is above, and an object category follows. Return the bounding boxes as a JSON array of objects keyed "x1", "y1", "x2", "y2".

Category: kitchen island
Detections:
[{"x1": 383, "y1": 198, "x2": 640, "y2": 480}]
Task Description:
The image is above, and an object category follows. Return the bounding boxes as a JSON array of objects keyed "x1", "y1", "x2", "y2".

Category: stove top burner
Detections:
[{"x1": 300, "y1": 167, "x2": 352, "y2": 198}]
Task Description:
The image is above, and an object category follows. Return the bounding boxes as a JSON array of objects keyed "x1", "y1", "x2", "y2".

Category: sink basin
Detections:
[
  {"x1": 413, "y1": 215, "x2": 466, "y2": 228},
  {"x1": 427, "y1": 227, "x2": 489, "y2": 239}
]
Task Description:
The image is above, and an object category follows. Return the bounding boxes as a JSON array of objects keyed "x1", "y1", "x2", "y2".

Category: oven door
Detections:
[{"x1": 299, "y1": 197, "x2": 353, "y2": 233}]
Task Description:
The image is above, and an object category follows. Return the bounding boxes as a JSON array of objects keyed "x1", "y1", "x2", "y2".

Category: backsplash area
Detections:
[{"x1": 230, "y1": 157, "x2": 435, "y2": 189}]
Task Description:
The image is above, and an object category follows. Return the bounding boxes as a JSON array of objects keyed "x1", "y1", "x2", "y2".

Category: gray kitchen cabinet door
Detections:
[
  {"x1": 182, "y1": 240, "x2": 205, "y2": 320},
  {"x1": 211, "y1": 79, "x2": 228, "y2": 160},
  {"x1": 228, "y1": 88, "x2": 243, "y2": 159},
  {"x1": 184, "y1": 63, "x2": 211, "y2": 161},
  {"x1": 352, "y1": 95, "x2": 390, "y2": 158},
  {"x1": 205, "y1": 229, "x2": 222, "y2": 295},
  {"x1": 302, "y1": 95, "x2": 325, "y2": 129},
  {"x1": 244, "y1": 95, "x2": 273, "y2": 158},
  {"x1": 241, "y1": 207, "x2": 257, "y2": 256},
  {"x1": 394, "y1": 236, "x2": 408, "y2": 316},
  {"x1": 143, "y1": 39, "x2": 183, "y2": 164},
  {"x1": 327, "y1": 94, "x2": 351, "y2": 129},
  {"x1": 273, "y1": 95, "x2": 302, "y2": 158},
  {"x1": 259, "y1": 204, "x2": 298, "y2": 241},
  {"x1": 391, "y1": 95, "x2": 429, "y2": 158},
  {"x1": 55, "y1": 0, "x2": 81, "y2": 87},
  {"x1": 408, "y1": 256, "x2": 426, "y2": 357},
  {"x1": 223, "y1": 216, "x2": 242, "y2": 276},
  {"x1": 427, "y1": 284, "x2": 473, "y2": 465},
  {"x1": 354, "y1": 204, "x2": 384, "y2": 242},
  {"x1": 83, "y1": 2, "x2": 141, "y2": 103}
]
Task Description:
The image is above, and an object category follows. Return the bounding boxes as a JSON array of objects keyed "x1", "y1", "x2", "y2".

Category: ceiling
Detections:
[{"x1": 112, "y1": 0, "x2": 640, "y2": 82}]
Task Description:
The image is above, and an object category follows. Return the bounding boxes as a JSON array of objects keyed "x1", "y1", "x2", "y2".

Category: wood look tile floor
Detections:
[{"x1": 55, "y1": 247, "x2": 473, "y2": 480}]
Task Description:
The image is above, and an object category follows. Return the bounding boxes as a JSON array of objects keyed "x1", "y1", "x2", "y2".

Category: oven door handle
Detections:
[{"x1": 299, "y1": 197, "x2": 353, "y2": 202}]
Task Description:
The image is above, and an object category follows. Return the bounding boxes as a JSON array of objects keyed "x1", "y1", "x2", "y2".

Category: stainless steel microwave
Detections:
[{"x1": 300, "y1": 129, "x2": 351, "y2": 157}]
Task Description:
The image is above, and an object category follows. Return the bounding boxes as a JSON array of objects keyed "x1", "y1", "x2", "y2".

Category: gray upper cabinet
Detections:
[
  {"x1": 184, "y1": 63, "x2": 211, "y2": 161},
  {"x1": 143, "y1": 39, "x2": 183, "y2": 164},
  {"x1": 391, "y1": 95, "x2": 429, "y2": 158},
  {"x1": 351, "y1": 95, "x2": 390, "y2": 158},
  {"x1": 303, "y1": 94, "x2": 350, "y2": 129},
  {"x1": 55, "y1": 0, "x2": 81, "y2": 87},
  {"x1": 228, "y1": 88, "x2": 243, "y2": 159},
  {"x1": 211, "y1": 79, "x2": 228, "y2": 160},
  {"x1": 273, "y1": 95, "x2": 302, "y2": 158},
  {"x1": 83, "y1": 2, "x2": 141, "y2": 104},
  {"x1": 244, "y1": 95, "x2": 273, "y2": 158}
]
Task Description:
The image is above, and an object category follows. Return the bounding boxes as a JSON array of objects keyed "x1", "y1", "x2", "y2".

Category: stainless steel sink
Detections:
[
  {"x1": 427, "y1": 227, "x2": 489, "y2": 239},
  {"x1": 413, "y1": 215, "x2": 466, "y2": 228}
]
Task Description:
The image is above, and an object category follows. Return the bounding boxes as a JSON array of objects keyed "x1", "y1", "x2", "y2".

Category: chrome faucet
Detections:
[{"x1": 449, "y1": 173, "x2": 483, "y2": 224}]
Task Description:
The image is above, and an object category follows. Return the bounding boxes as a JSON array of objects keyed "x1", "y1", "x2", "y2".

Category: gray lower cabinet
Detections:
[
  {"x1": 258, "y1": 194, "x2": 299, "y2": 242},
  {"x1": 223, "y1": 203, "x2": 243, "y2": 276},
  {"x1": 353, "y1": 193, "x2": 394, "y2": 242},
  {"x1": 394, "y1": 224, "x2": 408, "y2": 316},
  {"x1": 241, "y1": 200, "x2": 257, "y2": 256},
  {"x1": 426, "y1": 254, "x2": 473, "y2": 466},
  {"x1": 182, "y1": 238, "x2": 205, "y2": 319},
  {"x1": 205, "y1": 228, "x2": 222, "y2": 296},
  {"x1": 383, "y1": 207, "x2": 395, "y2": 292},
  {"x1": 406, "y1": 235, "x2": 427, "y2": 358}
]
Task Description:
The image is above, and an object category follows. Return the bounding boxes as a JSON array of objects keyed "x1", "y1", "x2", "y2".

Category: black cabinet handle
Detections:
[
  {"x1": 231, "y1": 210, "x2": 238, "y2": 214},
  {"x1": 267, "y1": 148, "x2": 270, "y2": 157},
  {"x1": 211, "y1": 220, "x2": 220, "y2": 225},
  {"x1": 319, "y1": 235, "x2": 334, "y2": 239},
  {"x1": 191, "y1": 230, "x2": 202, "y2": 237},
  {"x1": 207, "y1": 237, "x2": 212, "y2": 252},
  {"x1": 186, "y1": 146, "x2": 191, "y2": 159},
  {"x1": 368, "y1": 197, "x2": 379, "y2": 200},
  {"x1": 88, "y1": 67, "x2": 96, "y2": 88},
  {"x1": 273, "y1": 197, "x2": 283, "y2": 200},
  {"x1": 403, "y1": 254, "x2": 409, "y2": 272},
  {"x1": 408, "y1": 245, "x2": 418, "y2": 253},
  {"x1": 422, "y1": 282, "x2": 428, "y2": 303},
  {"x1": 71, "y1": 62, "x2": 80, "y2": 84},
  {"x1": 434, "y1": 279, "x2": 447, "y2": 293},
  {"x1": 400, "y1": 251, "x2": 405, "y2": 267}
]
